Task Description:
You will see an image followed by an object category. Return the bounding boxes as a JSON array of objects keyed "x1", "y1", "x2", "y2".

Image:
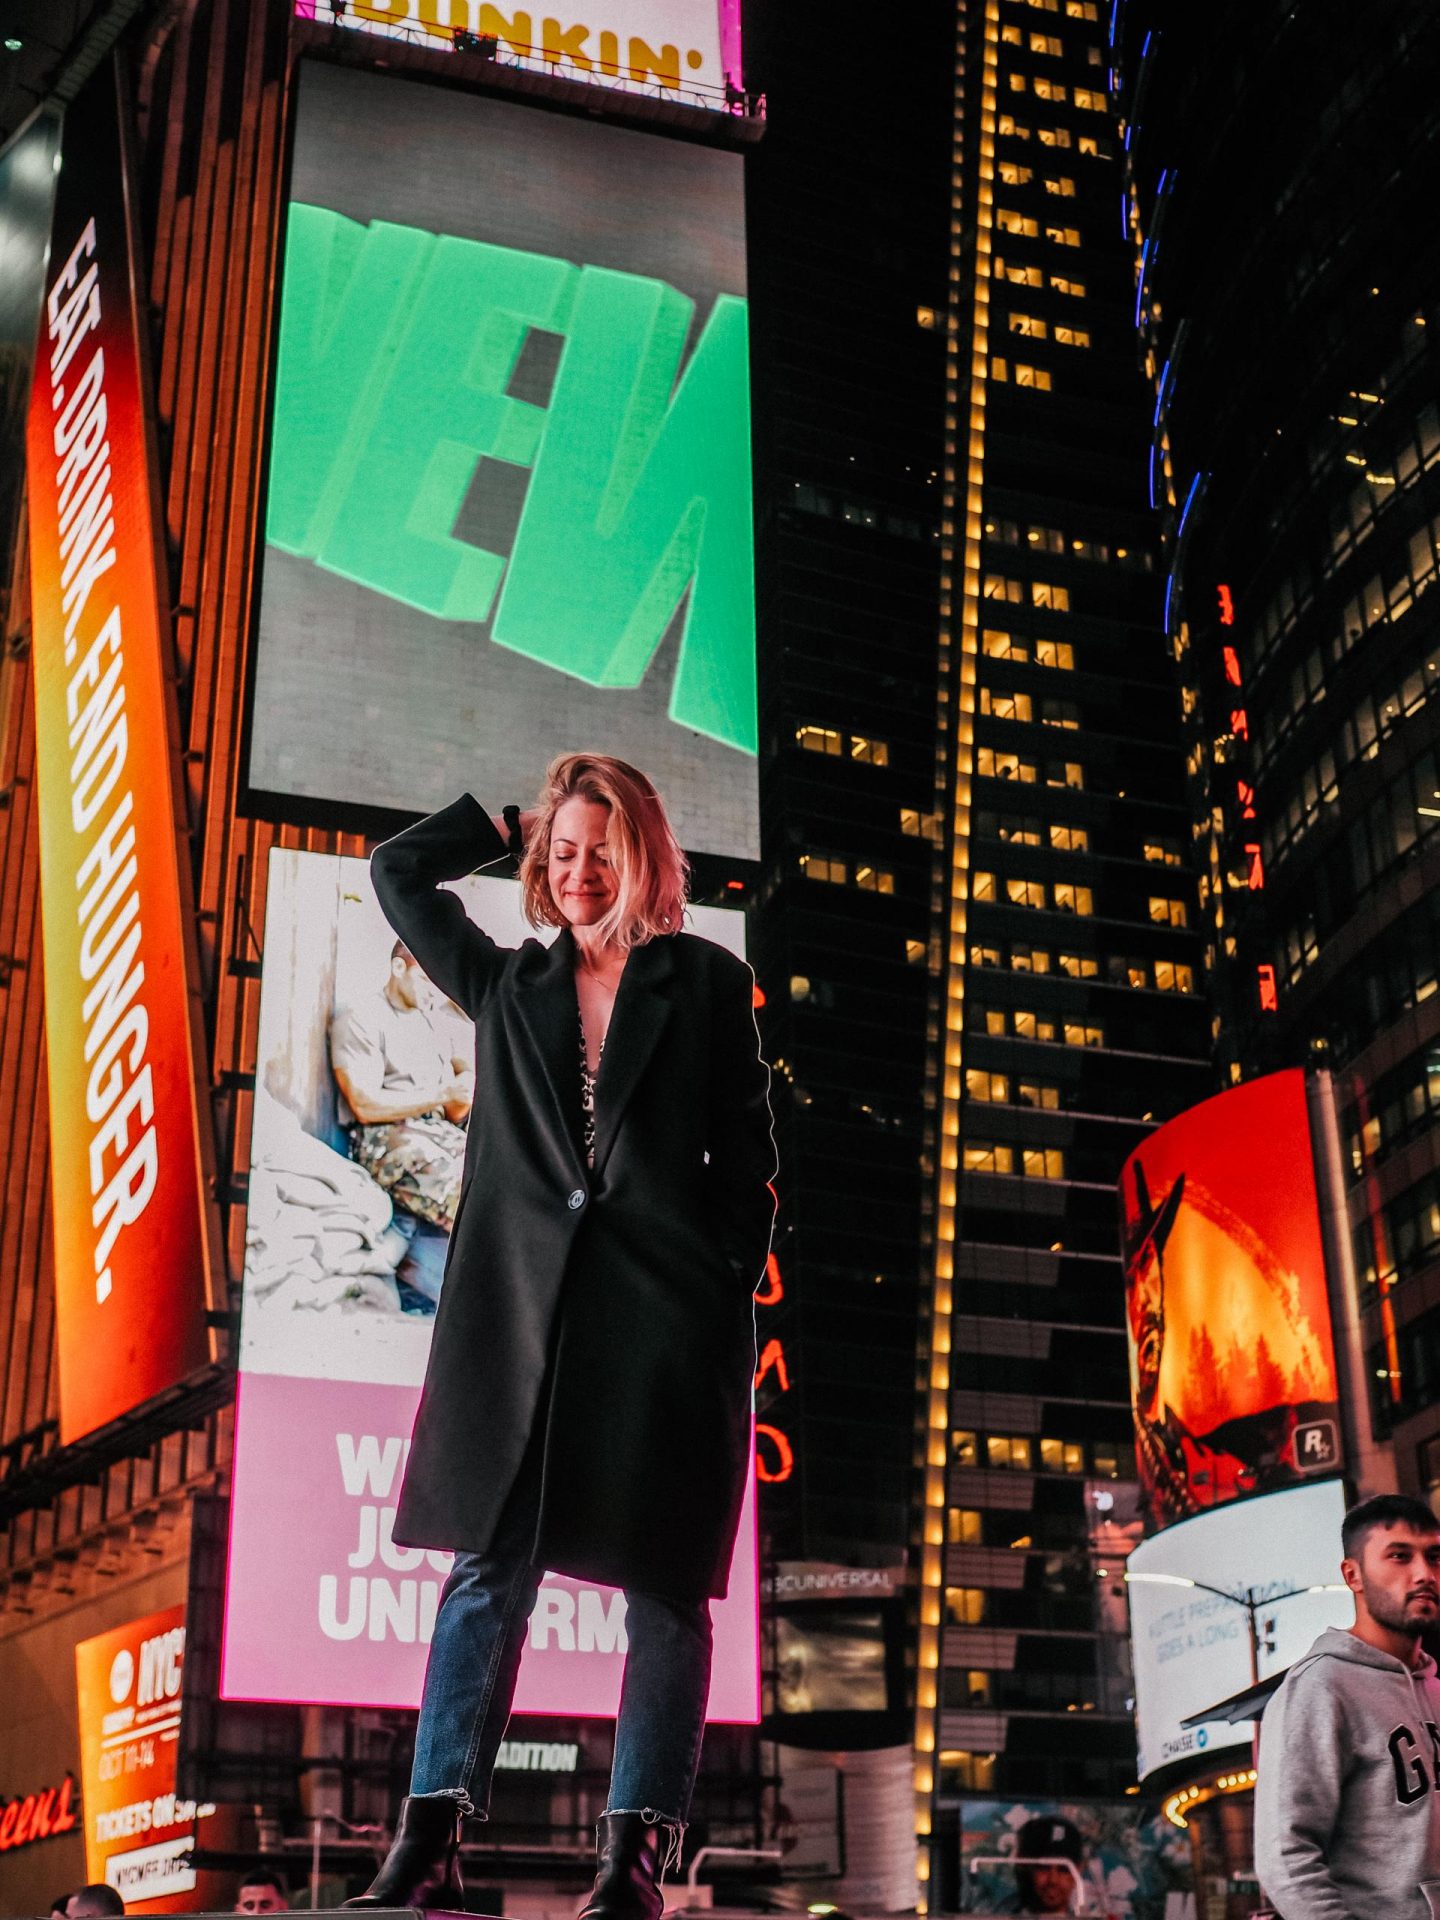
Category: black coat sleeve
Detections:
[
  {"x1": 707, "y1": 953, "x2": 778, "y2": 1288},
  {"x1": 370, "y1": 794, "x2": 515, "y2": 1016}
]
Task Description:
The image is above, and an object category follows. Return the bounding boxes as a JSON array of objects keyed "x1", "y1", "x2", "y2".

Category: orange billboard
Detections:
[
  {"x1": 24, "y1": 58, "x2": 215, "y2": 1440},
  {"x1": 1120, "y1": 1068, "x2": 1341, "y2": 1532},
  {"x1": 74, "y1": 1604, "x2": 226, "y2": 1911}
]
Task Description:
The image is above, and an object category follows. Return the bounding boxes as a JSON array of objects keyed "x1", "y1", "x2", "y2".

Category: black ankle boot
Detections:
[
  {"x1": 575, "y1": 1812, "x2": 674, "y2": 1920},
  {"x1": 343, "y1": 1793, "x2": 466, "y2": 1909}
]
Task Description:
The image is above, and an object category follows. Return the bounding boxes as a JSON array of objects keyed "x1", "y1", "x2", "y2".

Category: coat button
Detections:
[{"x1": 568, "y1": 1189, "x2": 586, "y2": 1210}]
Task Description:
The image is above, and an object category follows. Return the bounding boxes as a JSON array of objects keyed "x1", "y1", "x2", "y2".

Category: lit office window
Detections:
[
  {"x1": 945, "y1": 1587, "x2": 987, "y2": 1625},
  {"x1": 1050, "y1": 823, "x2": 1089, "y2": 852},
  {"x1": 1033, "y1": 580, "x2": 1070, "y2": 610},
  {"x1": 1042, "y1": 698, "x2": 1082, "y2": 727},
  {"x1": 1050, "y1": 273, "x2": 1086, "y2": 296},
  {"x1": 951, "y1": 1429, "x2": 980, "y2": 1465},
  {"x1": 938, "y1": 1751, "x2": 997, "y2": 1793},
  {"x1": 1149, "y1": 896, "x2": 1189, "y2": 927},
  {"x1": 1033, "y1": 76, "x2": 1067, "y2": 102},
  {"x1": 800, "y1": 852, "x2": 847, "y2": 884},
  {"x1": 1013, "y1": 1010, "x2": 1058, "y2": 1041},
  {"x1": 973, "y1": 871, "x2": 998, "y2": 901},
  {"x1": 854, "y1": 863, "x2": 895, "y2": 894},
  {"x1": 1066, "y1": 2, "x2": 1100, "y2": 18},
  {"x1": 1038, "y1": 125, "x2": 1072, "y2": 148},
  {"x1": 1054, "y1": 882, "x2": 1093, "y2": 915},
  {"x1": 980, "y1": 688, "x2": 1034, "y2": 722},
  {"x1": 1008, "y1": 878, "x2": 1047, "y2": 908},
  {"x1": 1022, "y1": 1147, "x2": 1066, "y2": 1180},
  {"x1": 1014, "y1": 362, "x2": 1053, "y2": 390},
  {"x1": 1018, "y1": 1080, "x2": 1062, "y2": 1109},
  {"x1": 1154, "y1": 960, "x2": 1196, "y2": 993},
  {"x1": 1044, "y1": 175, "x2": 1077, "y2": 197},
  {"x1": 969, "y1": 944, "x2": 1002, "y2": 969},
  {"x1": 1058, "y1": 952, "x2": 1099, "y2": 978},
  {"x1": 964, "y1": 1141, "x2": 1015, "y2": 1174},
  {"x1": 999, "y1": 160, "x2": 1035, "y2": 184},
  {"x1": 851, "y1": 734, "x2": 889, "y2": 765},
  {"x1": 1046, "y1": 225, "x2": 1083, "y2": 247},
  {"x1": 998, "y1": 209, "x2": 1041, "y2": 237},
  {"x1": 1011, "y1": 945, "x2": 1051, "y2": 972},
  {"x1": 999, "y1": 260, "x2": 1045, "y2": 287},
  {"x1": 1035, "y1": 639, "x2": 1075, "y2": 668},
  {"x1": 998, "y1": 114, "x2": 1032, "y2": 138},
  {"x1": 905, "y1": 938, "x2": 927, "y2": 967},
  {"x1": 977, "y1": 748, "x2": 1039, "y2": 782},
  {"x1": 796, "y1": 724, "x2": 843, "y2": 754},
  {"x1": 1048, "y1": 761, "x2": 1085, "y2": 789},
  {"x1": 1040, "y1": 1437, "x2": 1086, "y2": 1472},
  {"x1": 985, "y1": 574, "x2": 1025, "y2": 601},
  {"x1": 1010, "y1": 312, "x2": 1049, "y2": 337},
  {"x1": 1054, "y1": 324, "x2": 1091, "y2": 347},
  {"x1": 1064, "y1": 1021, "x2": 1104, "y2": 1047},
  {"x1": 1144, "y1": 838, "x2": 1184, "y2": 865},
  {"x1": 1072, "y1": 86, "x2": 1107, "y2": 109},
  {"x1": 1077, "y1": 134, "x2": 1105, "y2": 156},
  {"x1": 1029, "y1": 31, "x2": 1063, "y2": 54},
  {"x1": 948, "y1": 1508, "x2": 983, "y2": 1544},
  {"x1": 965, "y1": 1069, "x2": 1009, "y2": 1103},
  {"x1": 983, "y1": 629, "x2": 1026, "y2": 659}
]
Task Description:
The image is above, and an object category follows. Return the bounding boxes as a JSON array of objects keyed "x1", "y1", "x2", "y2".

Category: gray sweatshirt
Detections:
[{"x1": 1254, "y1": 1626, "x2": 1440, "y2": 1919}]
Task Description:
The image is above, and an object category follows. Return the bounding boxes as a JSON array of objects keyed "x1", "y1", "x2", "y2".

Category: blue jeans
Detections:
[{"x1": 409, "y1": 1423, "x2": 713, "y2": 1828}]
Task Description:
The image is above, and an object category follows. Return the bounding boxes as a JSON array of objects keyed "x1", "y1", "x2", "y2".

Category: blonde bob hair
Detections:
[{"x1": 519, "y1": 753, "x2": 689, "y2": 950}]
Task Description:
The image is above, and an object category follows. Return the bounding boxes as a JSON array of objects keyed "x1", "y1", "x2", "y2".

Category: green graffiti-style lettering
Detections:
[{"x1": 266, "y1": 205, "x2": 756, "y2": 754}]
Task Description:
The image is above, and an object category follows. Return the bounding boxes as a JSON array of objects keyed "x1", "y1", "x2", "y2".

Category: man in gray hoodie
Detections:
[{"x1": 1254, "y1": 1491, "x2": 1440, "y2": 1919}]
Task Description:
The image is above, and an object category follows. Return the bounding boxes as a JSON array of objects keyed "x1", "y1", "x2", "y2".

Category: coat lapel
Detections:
[
  {"x1": 590, "y1": 936, "x2": 675, "y2": 1179},
  {"x1": 514, "y1": 929, "x2": 585, "y2": 1173}
]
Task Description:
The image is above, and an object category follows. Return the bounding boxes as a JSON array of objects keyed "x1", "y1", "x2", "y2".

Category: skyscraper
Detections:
[
  {"x1": 912, "y1": 1, "x2": 1209, "y2": 1897},
  {"x1": 1119, "y1": 1, "x2": 1440, "y2": 1504}
]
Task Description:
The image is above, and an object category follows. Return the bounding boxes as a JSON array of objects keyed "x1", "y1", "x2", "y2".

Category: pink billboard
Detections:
[{"x1": 222, "y1": 851, "x2": 758, "y2": 1717}]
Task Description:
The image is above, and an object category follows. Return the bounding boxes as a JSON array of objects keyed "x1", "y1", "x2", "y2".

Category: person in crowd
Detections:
[
  {"x1": 63, "y1": 1888, "x2": 124, "y2": 1917},
  {"x1": 1255, "y1": 1491, "x2": 1440, "y2": 1919},
  {"x1": 344, "y1": 755, "x2": 776, "y2": 1920},
  {"x1": 1005, "y1": 1814, "x2": 1086, "y2": 1914},
  {"x1": 234, "y1": 1867, "x2": 291, "y2": 1913},
  {"x1": 330, "y1": 940, "x2": 473, "y2": 1233}
]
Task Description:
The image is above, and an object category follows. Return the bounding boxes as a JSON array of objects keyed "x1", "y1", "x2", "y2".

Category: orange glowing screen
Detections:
[
  {"x1": 74, "y1": 1604, "x2": 230, "y2": 1911},
  {"x1": 24, "y1": 60, "x2": 213, "y2": 1440},
  {"x1": 1120, "y1": 1068, "x2": 1340, "y2": 1531}
]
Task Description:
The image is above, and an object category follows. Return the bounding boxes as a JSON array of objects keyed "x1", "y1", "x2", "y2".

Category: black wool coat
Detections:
[{"x1": 371, "y1": 795, "x2": 777, "y2": 1603}]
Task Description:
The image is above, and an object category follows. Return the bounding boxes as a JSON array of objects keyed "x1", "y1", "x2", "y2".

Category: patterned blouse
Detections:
[{"x1": 579, "y1": 1014, "x2": 604, "y2": 1169}]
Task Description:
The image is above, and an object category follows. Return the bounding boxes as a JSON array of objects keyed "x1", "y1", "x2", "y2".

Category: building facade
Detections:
[
  {"x1": 912, "y1": 0, "x2": 1210, "y2": 1902},
  {"x1": 1119, "y1": 0, "x2": 1440, "y2": 1504}
]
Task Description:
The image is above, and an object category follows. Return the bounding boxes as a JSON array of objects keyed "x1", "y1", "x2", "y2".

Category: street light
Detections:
[{"x1": 1124, "y1": 1572, "x2": 1348, "y2": 1688}]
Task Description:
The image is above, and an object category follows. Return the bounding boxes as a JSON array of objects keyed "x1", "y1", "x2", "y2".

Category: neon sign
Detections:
[
  {"x1": 1217, "y1": 583, "x2": 1235, "y2": 625},
  {"x1": 754, "y1": 1251, "x2": 794, "y2": 1484}
]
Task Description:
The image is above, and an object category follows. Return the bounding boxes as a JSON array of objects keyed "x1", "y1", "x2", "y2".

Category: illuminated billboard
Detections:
[
  {"x1": 292, "y1": 0, "x2": 744, "y2": 106},
  {"x1": 74, "y1": 1605, "x2": 228, "y2": 1910},
  {"x1": 1127, "y1": 1477, "x2": 1351, "y2": 1782},
  {"x1": 222, "y1": 849, "x2": 759, "y2": 1717},
  {"x1": 24, "y1": 58, "x2": 216, "y2": 1442},
  {"x1": 959, "y1": 1798, "x2": 1192, "y2": 1919},
  {"x1": 246, "y1": 62, "x2": 757, "y2": 859},
  {"x1": 1120, "y1": 1068, "x2": 1341, "y2": 1533}
]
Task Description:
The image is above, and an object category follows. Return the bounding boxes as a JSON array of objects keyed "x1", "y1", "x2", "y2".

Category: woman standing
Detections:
[{"x1": 347, "y1": 755, "x2": 776, "y2": 1920}]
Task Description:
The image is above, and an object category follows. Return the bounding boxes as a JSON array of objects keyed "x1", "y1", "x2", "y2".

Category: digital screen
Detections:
[
  {"x1": 1120, "y1": 1068, "x2": 1342, "y2": 1533},
  {"x1": 292, "y1": 0, "x2": 744, "y2": 107},
  {"x1": 1127, "y1": 1477, "x2": 1351, "y2": 1782},
  {"x1": 247, "y1": 61, "x2": 757, "y2": 859},
  {"x1": 25, "y1": 59, "x2": 214, "y2": 1442},
  {"x1": 74, "y1": 1605, "x2": 229, "y2": 1911},
  {"x1": 959, "y1": 1798, "x2": 1192, "y2": 1919},
  {"x1": 221, "y1": 849, "x2": 759, "y2": 1716},
  {"x1": 774, "y1": 1609, "x2": 886, "y2": 1715}
]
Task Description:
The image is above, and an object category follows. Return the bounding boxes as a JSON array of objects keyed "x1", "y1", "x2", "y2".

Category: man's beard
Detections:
[{"x1": 1364, "y1": 1579, "x2": 1438, "y2": 1633}]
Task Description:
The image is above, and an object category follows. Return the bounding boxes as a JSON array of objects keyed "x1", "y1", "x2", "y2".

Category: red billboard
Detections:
[
  {"x1": 1120, "y1": 1069, "x2": 1341, "y2": 1532},
  {"x1": 24, "y1": 59, "x2": 216, "y2": 1440}
]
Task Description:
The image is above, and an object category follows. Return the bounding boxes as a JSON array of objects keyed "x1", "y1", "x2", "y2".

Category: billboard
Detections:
[
  {"x1": 958, "y1": 1798, "x2": 1192, "y2": 1918},
  {"x1": 74, "y1": 1606, "x2": 227, "y2": 1910},
  {"x1": 222, "y1": 849, "x2": 759, "y2": 1716},
  {"x1": 1120, "y1": 1068, "x2": 1341, "y2": 1532},
  {"x1": 292, "y1": 1, "x2": 744, "y2": 106},
  {"x1": 246, "y1": 61, "x2": 757, "y2": 859},
  {"x1": 1127, "y1": 1476, "x2": 1351, "y2": 1782},
  {"x1": 24, "y1": 59, "x2": 216, "y2": 1442}
]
